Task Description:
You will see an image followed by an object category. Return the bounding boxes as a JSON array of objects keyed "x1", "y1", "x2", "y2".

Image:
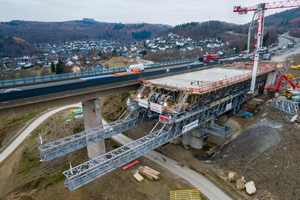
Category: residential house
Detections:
[
  {"x1": 93, "y1": 63, "x2": 103, "y2": 71},
  {"x1": 176, "y1": 39, "x2": 185, "y2": 47},
  {"x1": 72, "y1": 65, "x2": 82, "y2": 73},
  {"x1": 187, "y1": 44, "x2": 195, "y2": 51}
]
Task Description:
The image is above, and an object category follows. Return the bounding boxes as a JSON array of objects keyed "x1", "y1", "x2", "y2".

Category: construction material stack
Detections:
[{"x1": 138, "y1": 166, "x2": 160, "y2": 181}]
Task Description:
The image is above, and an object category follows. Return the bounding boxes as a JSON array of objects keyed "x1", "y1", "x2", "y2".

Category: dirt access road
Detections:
[
  {"x1": 109, "y1": 123, "x2": 232, "y2": 200},
  {"x1": 0, "y1": 103, "x2": 82, "y2": 163}
]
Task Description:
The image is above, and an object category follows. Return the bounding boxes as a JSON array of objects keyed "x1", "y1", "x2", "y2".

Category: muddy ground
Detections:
[{"x1": 123, "y1": 93, "x2": 300, "y2": 200}]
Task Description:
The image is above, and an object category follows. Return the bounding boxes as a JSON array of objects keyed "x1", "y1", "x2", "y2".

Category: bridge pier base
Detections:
[
  {"x1": 82, "y1": 99, "x2": 106, "y2": 160},
  {"x1": 180, "y1": 130, "x2": 204, "y2": 149},
  {"x1": 264, "y1": 71, "x2": 277, "y2": 92}
]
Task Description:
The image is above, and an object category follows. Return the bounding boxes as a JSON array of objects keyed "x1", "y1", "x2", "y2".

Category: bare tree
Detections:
[
  {"x1": 20, "y1": 68, "x2": 31, "y2": 78},
  {"x1": 0, "y1": 67, "x2": 5, "y2": 80},
  {"x1": 40, "y1": 67, "x2": 51, "y2": 76}
]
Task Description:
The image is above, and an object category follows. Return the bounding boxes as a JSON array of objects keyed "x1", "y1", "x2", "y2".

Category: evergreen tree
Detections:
[
  {"x1": 55, "y1": 60, "x2": 64, "y2": 74},
  {"x1": 51, "y1": 62, "x2": 55, "y2": 73},
  {"x1": 235, "y1": 45, "x2": 240, "y2": 52},
  {"x1": 112, "y1": 49, "x2": 118, "y2": 57}
]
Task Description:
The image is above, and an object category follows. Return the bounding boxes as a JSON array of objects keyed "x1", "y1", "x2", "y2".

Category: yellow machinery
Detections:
[{"x1": 290, "y1": 65, "x2": 300, "y2": 70}]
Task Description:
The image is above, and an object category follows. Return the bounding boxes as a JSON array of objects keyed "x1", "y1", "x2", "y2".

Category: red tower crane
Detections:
[{"x1": 233, "y1": 0, "x2": 300, "y2": 93}]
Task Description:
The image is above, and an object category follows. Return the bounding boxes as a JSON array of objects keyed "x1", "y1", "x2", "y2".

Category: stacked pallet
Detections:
[
  {"x1": 133, "y1": 173, "x2": 144, "y2": 182},
  {"x1": 138, "y1": 166, "x2": 160, "y2": 181}
]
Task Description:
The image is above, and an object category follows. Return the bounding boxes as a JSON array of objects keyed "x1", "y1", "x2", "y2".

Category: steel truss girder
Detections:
[
  {"x1": 197, "y1": 125, "x2": 234, "y2": 138},
  {"x1": 63, "y1": 91, "x2": 257, "y2": 191},
  {"x1": 272, "y1": 98, "x2": 300, "y2": 115},
  {"x1": 38, "y1": 107, "x2": 155, "y2": 162}
]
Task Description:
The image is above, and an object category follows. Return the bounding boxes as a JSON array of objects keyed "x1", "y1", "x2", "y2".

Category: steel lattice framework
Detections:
[
  {"x1": 63, "y1": 91, "x2": 257, "y2": 191},
  {"x1": 38, "y1": 107, "x2": 156, "y2": 162},
  {"x1": 273, "y1": 98, "x2": 300, "y2": 115}
]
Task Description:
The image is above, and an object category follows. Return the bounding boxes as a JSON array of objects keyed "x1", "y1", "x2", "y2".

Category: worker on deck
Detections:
[
  {"x1": 219, "y1": 77, "x2": 223, "y2": 84},
  {"x1": 197, "y1": 77, "x2": 200, "y2": 85}
]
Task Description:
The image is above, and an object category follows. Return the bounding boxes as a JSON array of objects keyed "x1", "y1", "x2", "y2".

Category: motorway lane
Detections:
[
  {"x1": 0, "y1": 103, "x2": 81, "y2": 163},
  {"x1": 0, "y1": 63, "x2": 192, "y2": 92}
]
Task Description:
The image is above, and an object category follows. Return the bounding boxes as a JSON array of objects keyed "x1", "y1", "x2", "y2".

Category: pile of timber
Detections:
[{"x1": 138, "y1": 166, "x2": 160, "y2": 181}]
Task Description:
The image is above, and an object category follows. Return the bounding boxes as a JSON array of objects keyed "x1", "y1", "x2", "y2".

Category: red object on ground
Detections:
[
  {"x1": 257, "y1": 75, "x2": 296, "y2": 91},
  {"x1": 122, "y1": 160, "x2": 139, "y2": 170}
]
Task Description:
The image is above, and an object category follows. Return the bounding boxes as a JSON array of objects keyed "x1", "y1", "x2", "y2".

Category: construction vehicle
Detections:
[
  {"x1": 203, "y1": 54, "x2": 219, "y2": 63},
  {"x1": 233, "y1": 0, "x2": 300, "y2": 93},
  {"x1": 257, "y1": 74, "x2": 300, "y2": 101},
  {"x1": 263, "y1": 54, "x2": 271, "y2": 60},
  {"x1": 291, "y1": 65, "x2": 300, "y2": 70}
]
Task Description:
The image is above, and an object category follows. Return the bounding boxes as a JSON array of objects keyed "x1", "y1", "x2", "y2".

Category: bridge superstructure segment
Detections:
[{"x1": 38, "y1": 65, "x2": 276, "y2": 191}]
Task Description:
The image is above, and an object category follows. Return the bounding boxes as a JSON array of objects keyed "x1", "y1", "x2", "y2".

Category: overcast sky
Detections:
[{"x1": 0, "y1": 0, "x2": 293, "y2": 26}]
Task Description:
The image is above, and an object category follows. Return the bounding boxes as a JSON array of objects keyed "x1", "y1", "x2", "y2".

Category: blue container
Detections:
[
  {"x1": 242, "y1": 114, "x2": 247, "y2": 118},
  {"x1": 79, "y1": 75, "x2": 114, "y2": 82}
]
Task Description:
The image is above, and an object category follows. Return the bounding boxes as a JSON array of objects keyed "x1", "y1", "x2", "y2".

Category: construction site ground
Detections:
[
  {"x1": 0, "y1": 108, "x2": 197, "y2": 200},
  {"x1": 125, "y1": 91, "x2": 300, "y2": 200}
]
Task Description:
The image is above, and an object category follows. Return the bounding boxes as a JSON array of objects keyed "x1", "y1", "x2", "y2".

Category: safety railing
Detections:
[
  {"x1": 144, "y1": 58, "x2": 196, "y2": 68},
  {"x1": 193, "y1": 65, "x2": 276, "y2": 93},
  {"x1": 1, "y1": 67, "x2": 128, "y2": 87}
]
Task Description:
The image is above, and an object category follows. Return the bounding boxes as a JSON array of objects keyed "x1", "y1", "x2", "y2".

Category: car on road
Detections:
[
  {"x1": 239, "y1": 54, "x2": 244, "y2": 57},
  {"x1": 192, "y1": 61, "x2": 201, "y2": 65},
  {"x1": 4, "y1": 88, "x2": 22, "y2": 93}
]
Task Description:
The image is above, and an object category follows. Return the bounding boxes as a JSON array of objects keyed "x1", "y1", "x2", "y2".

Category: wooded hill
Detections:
[
  {"x1": 0, "y1": 20, "x2": 166, "y2": 44},
  {"x1": 0, "y1": 36, "x2": 41, "y2": 58},
  {"x1": 234, "y1": 7, "x2": 300, "y2": 37}
]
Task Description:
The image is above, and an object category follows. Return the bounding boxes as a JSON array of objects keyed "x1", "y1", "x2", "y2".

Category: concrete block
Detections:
[
  {"x1": 228, "y1": 171, "x2": 237, "y2": 182},
  {"x1": 82, "y1": 99, "x2": 106, "y2": 159},
  {"x1": 236, "y1": 179, "x2": 245, "y2": 191},
  {"x1": 245, "y1": 181, "x2": 257, "y2": 195}
]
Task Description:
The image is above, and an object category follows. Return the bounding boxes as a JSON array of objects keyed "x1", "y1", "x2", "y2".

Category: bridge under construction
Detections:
[{"x1": 38, "y1": 63, "x2": 276, "y2": 191}]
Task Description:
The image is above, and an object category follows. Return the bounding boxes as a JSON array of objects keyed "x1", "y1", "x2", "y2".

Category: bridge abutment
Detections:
[{"x1": 82, "y1": 99, "x2": 106, "y2": 159}]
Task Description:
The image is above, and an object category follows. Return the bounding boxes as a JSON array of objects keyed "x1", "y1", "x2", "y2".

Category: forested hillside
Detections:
[
  {"x1": 0, "y1": 36, "x2": 41, "y2": 58},
  {"x1": 158, "y1": 21, "x2": 237, "y2": 39},
  {"x1": 0, "y1": 20, "x2": 165, "y2": 44},
  {"x1": 234, "y1": 7, "x2": 300, "y2": 37}
]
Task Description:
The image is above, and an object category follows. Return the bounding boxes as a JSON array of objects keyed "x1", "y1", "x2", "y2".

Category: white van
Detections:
[{"x1": 127, "y1": 64, "x2": 144, "y2": 72}]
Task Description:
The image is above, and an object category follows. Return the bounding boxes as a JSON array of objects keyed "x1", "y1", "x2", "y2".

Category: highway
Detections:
[{"x1": 0, "y1": 103, "x2": 233, "y2": 200}]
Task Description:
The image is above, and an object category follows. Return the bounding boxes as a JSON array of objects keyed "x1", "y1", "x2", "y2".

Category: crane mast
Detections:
[{"x1": 233, "y1": 0, "x2": 300, "y2": 93}]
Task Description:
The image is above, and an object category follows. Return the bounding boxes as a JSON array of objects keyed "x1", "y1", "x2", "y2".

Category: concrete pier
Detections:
[
  {"x1": 82, "y1": 99, "x2": 106, "y2": 159},
  {"x1": 264, "y1": 71, "x2": 277, "y2": 88},
  {"x1": 181, "y1": 130, "x2": 204, "y2": 149}
]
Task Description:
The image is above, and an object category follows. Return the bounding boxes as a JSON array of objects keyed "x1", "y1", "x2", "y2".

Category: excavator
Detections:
[{"x1": 257, "y1": 75, "x2": 300, "y2": 101}]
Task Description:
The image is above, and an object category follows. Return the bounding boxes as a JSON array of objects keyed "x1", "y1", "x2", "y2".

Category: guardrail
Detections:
[
  {"x1": 1, "y1": 67, "x2": 128, "y2": 87},
  {"x1": 144, "y1": 58, "x2": 196, "y2": 67}
]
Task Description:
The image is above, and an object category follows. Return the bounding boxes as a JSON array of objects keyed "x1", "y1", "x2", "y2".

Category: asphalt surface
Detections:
[
  {"x1": 0, "y1": 103, "x2": 82, "y2": 163},
  {"x1": 0, "y1": 103, "x2": 233, "y2": 200}
]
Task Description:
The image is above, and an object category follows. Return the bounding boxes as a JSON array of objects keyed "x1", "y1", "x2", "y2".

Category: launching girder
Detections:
[
  {"x1": 38, "y1": 107, "x2": 156, "y2": 162},
  {"x1": 63, "y1": 91, "x2": 257, "y2": 191}
]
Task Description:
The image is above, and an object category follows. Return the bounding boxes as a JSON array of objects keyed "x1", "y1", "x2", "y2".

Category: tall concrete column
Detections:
[
  {"x1": 264, "y1": 72, "x2": 277, "y2": 90},
  {"x1": 82, "y1": 99, "x2": 106, "y2": 160}
]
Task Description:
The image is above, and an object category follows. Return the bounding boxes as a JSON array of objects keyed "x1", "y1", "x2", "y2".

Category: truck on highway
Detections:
[
  {"x1": 263, "y1": 54, "x2": 271, "y2": 60},
  {"x1": 203, "y1": 54, "x2": 220, "y2": 63},
  {"x1": 127, "y1": 64, "x2": 144, "y2": 72}
]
